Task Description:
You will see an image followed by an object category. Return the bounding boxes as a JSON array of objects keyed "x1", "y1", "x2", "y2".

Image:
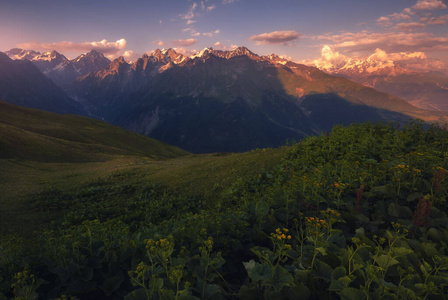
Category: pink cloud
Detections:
[
  {"x1": 377, "y1": 16, "x2": 392, "y2": 26},
  {"x1": 420, "y1": 14, "x2": 448, "y2": 24},
  {"x1": 153, "y1": 40, "x2": 166, "y2": 46},
  {"x1": 310, "y1": 45, "x2": 447, "y2": 74},
  {"x1": 180, "y1": 2, "x2": 198, "y2": 20},
  {"x1": 394, "y1": 22, "x2": 426, "y2": 31},
  {"x1": 249, "y1": 30, "x2": 300, "y2": 45},
  {"x1": 171, "y1": 38, "x2": 198, "y2": 47},
  {"x1": 17, "y1": 38, "x2": 127, "y2": 55},
  {"x1": 413, "y1": 0, "x2": 447, "y2": 11},
  {"x1": 317, "y1": 31, "x2": 448, "y2": 53}
]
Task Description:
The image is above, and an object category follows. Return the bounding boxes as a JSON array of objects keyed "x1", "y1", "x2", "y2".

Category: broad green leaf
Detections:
[
  {"x1": 243, "y1": 260, "x2": 256, "y2": 273},
  {"x1": 243, "y1": 260, "x2": 272, "y2": 283},
  {"x1": 338, "y1": 287, "x2": 366, "y2": 300},
  {"x1": 101, "y1": 276, "x2": 123, "y2": 295},
  {"x1": 374, "y1": 255, "x2": 399, "y2": 269},
  {"x1": 329, "y1": 279, "x2": 345, "y2": 291},
  {"x1": 79, "y1": 266, "x2": 94, "y2": 281},
  {"x1": 124, "y1": 288, "x2": 149, "y2": 300},
  {"x1": 338, "y1": 275, "x2": 354, "y2": 287},
  {"x1": 329, "y1": 275, "x2": 353, "y2": 291},
  {"x1": 238, "y1": 285, "x2": 263, "y2": 300},
  {"x1": 203, "y1": 283, "x2": 221, "y2": 298},
  {"x1": 391, "y1": 247, "x2": 413, "y2": 257},
  {"x1": 331, "y1": 267, "x2": 347, "y2": 280},
  {"x1": 427, "y1": 228, "x2": 443, "y2": 242},
  {"x1": 269, "y1": 265, "x2": 294, "y2": 290},
  {"x1": 65, "y1": 279, "x2": 97, "y2": 294},
  {"x1": 316, "y1": 247, "x2": 327, "y2": 256},
  {"x1": 420, "y1": 242, "x2": 438, "y2": 258},
  {"x1": 314, "y1": 259, "x2": 332, "y2": 282},
  {"x1": 283, "y1": 281, "x2": 310, "y2": 300},
  {"x1": 364, "y1": 158, "x2": 377, "y2": 165},
  {"x1": 388, "y1": 203, "x2": 411, "y2": 219}
]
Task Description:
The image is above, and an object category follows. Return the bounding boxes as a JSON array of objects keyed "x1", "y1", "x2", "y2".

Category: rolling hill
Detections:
[{"x1": 0, "y1": 100, "x2": 188, "y2": 162}]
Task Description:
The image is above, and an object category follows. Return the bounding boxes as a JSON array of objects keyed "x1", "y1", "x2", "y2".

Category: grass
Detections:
[
  {"x1": 0, "y1": 147, "x2": 289, "y2": 238},
  {"x1": 2, "y1": 121, "x2": 448, "y2": 299},
  {"x1": 0, "y1": 100, "x2": 188, "y2": 162}
]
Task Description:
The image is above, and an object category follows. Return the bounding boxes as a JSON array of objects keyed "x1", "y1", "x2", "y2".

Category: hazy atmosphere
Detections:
[{"x1": 2, "y1": 0, "x2": 448, "y2": 68}]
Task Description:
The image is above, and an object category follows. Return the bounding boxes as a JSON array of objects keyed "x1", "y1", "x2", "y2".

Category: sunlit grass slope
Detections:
[{"x1": 0, "y1": 100, "x2": 189, "y2": 162}]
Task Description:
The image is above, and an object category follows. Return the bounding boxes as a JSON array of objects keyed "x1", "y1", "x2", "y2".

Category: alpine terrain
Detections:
[{"x1": 3, "y1": 46, "x2": 448, "y2": 152}]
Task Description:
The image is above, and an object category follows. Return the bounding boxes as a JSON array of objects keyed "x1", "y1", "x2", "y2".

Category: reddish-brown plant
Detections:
[
  {"x1": 356, "y1": 185, "x2": 364, "y2": 212},
  {"x1": 433, "y1": 169, "x2": 446, "y2": 193},
  {"x1": 413, "y1": 197, "x2": 432, "y2": 228}
]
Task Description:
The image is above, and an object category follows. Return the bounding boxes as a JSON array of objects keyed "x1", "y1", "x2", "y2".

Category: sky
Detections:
[{"x1": 1, "y1": 0, "x2": 448, "y2": 68}]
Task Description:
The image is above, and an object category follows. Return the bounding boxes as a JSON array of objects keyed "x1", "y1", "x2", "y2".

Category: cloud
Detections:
[
  {"x1": 394, "y1": 22, "x2": 426, "y2": 31},
  {"x1": 121, "y1": 50, "x2": 140, "y2": 63},
  {"x1": 187, "y1": 20, "x2": 196, "y2": 25},
  {"x1": 153, "y1": 40, "x2": 166, "y2": 46},
  {"x1": 222, "y1": 0, "x2": 236, "y2": 3},
  {"x1": 377, "y1": 16, "x2": 392, "y2": 26},
  {"x1": 249, "y1": 30, "x2": 301, "y2": 45},
  {"x1": 180, "y1": 2, "x2": 198, "y2": 20},
  {"x1": 310, "y1": 45, "x2": 446, "y2": 73},
  {"x1": 420, "y1": 14, "x2": 448, "y2": 24},
  {"x1": 317, "y1": 31, "x2": 448, "y2": 53},
  {"x1": 207, "y1": 5, "x2": 216, "y2": 11},
  {"x1": 173, "y1": 47, "x2": 197, "y2": 57},
  {"x1": 213, "y1": 42, "x2": 238, "y2": 50},
  {"x1": 413, "y1": 0, "x2": 447, "y2": 11},
  {"x1": 18, "y1": 38, "x2": 127, "y2": 55},
  {"x1": 172, "y1": 38, "x2": 198, "y2": 47},
  {"x1": 203, "y1": 29, "x2": 220, "y2": 37},
  {"x1": 389, "y1": 12, "x2": 412, "y2": 20}
]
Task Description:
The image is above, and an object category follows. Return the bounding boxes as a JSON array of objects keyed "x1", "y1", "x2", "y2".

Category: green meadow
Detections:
[{"x1": 1, "y1": 102, "x2": 448, "y2": 299}]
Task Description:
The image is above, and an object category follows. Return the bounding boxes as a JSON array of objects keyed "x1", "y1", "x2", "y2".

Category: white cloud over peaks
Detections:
[
  {"x1": 413, "y1": 0, "x2": 447, "y2": 11},
  {"x1": 203, "y1": 30, "x2": 220, "y2": 37},
  {"x1": 173, "y1": 47, "x2": 197, "y2": 57},
  {"x1": 213, "y1": 42, "x2": 238, "y2": 50},
  {"x1": 367, "y1": 48, "x2": 427, "y2": 62},
  {"x1": 249, "y1": 30, "x2": 300, "y2": 45},
  {"x1": 311, "y1": 45, "x2": 446, "y2": 73},
  {"x1": 317, "y1": 31, "x2": 448, "y2": 53},
  {"x1": 172, "y1": 38, "x2": 198, "y2": 47},
  {"x1": 18, "y1": 38, "x2": 127, "y2": 55},
  {"x1": 153, "y1": 40, "x2": 166, "y2": 46}
]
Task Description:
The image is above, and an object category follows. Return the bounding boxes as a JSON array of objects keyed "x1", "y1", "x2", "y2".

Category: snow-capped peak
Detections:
[
  {"x1": 190, "y1": 47, "x2": 213, "y2": 59},
  {"x1": 5, "y1": 48, "x2": 41, "y2": 60}
]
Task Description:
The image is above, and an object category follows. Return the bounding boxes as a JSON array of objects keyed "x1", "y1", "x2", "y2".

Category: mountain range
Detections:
[
  {"x1": 315, "y1": 52, "x2": 448, "y2": 112},
  {"x1": 5, "y1": 48, "x2": 111, "y2": 87},
  {"x1": 2, "y1": 46, "x2": 448, "y2": 153}
]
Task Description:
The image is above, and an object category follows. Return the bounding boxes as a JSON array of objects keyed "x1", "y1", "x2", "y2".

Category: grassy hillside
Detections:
[
  {"x1": 0, "y1": 100, "x2": 188, "y2": 162},
  {"x1": 1, "y1": 121, "x2": 448, "y2": 299},
  {"x1": 0, "y1": 148, "x2": 289, "y2": 237}
]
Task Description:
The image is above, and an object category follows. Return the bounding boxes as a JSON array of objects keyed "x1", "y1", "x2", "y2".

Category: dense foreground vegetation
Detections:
[{"x1": 1, "y1": 121, "x2": 448, "y2": 299}]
